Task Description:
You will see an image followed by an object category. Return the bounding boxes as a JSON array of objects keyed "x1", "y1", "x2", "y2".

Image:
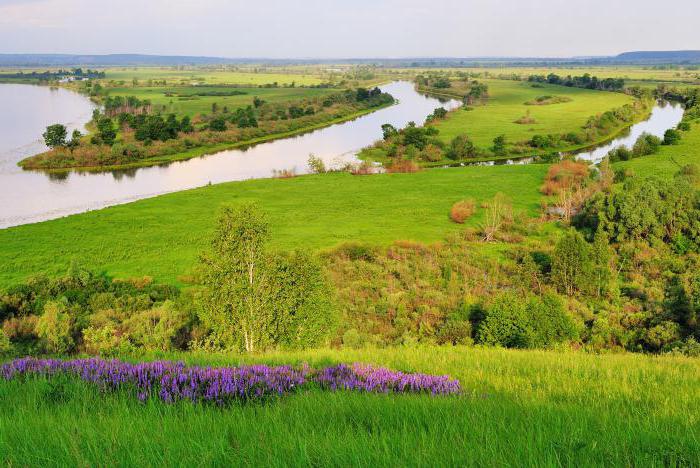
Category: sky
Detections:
[{"x1": 0, "y1": 0, "x2": 698, "y2": 58}]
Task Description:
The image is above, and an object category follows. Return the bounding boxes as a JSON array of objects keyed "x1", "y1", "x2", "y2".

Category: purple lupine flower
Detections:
[{"x1": 0, "y1": 358, "x2": 460, "y2": 404}]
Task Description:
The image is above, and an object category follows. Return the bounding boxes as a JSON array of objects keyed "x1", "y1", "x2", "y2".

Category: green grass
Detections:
[
  {"x1": 615, "y1": 120, "x2": 700, "y2": 178},
  {"x1": 107, "y1": 86, "x2": 337, "y2": 117},
  {"x1": 432, "y1": 79, "x2": 634, "y2": 147},
  {"x1": 1, "y1": 346, "x2": 698, "y2": 466},
  {"x1": 0, "y1": 165, "x2": 547, "y2": 287},
  {"x1": 104, "y1": 67, "x2": 325, "y2": 86}
]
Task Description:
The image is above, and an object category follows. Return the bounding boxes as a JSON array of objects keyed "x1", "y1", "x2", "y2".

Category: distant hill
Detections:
[
  {"x1": 613, "y1": 50, "x2": 700, "y2": 64},
  {"x1": 1, "y1": 51, "x2": 699, "y2": 67}
]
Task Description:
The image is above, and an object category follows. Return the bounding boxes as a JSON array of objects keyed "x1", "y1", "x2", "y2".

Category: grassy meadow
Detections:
[
  {"x1": 615, "y1": 120, "x2": 700, "y2": 178},
  {"x1": 1, "y1": 346, "x2": 698, "y2": 466},
  {"x1": 107, "y1": 86, "x2": 337, "y2": 118},
  {"x1": 431, "y1": 79, "x2": 635, "y2": 147},
  {"x1": 0, "y1": 165, "x2": 547, "y2": 287},
  {"x1": 103, "y1": 67, "x2": 326, "y2": 86}
]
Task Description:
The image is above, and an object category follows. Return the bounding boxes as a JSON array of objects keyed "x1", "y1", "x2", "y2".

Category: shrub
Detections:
[
  {"x1": 540, "y1": 160, "x2": 589, "y2": 195},
  {"x1": 209, "y1": 117, "x2": 227, "y2": 131},
  {"x1": 436, "y1": 306, "x2": 473, "y2": 345},
  {"x1": 551, "y1": 230, "x2": 594, "y2": 296},
  {"x1": 386, "y1": 159, "x2": 421, "y2": 173},
  {"x1": 342, "y1": 328, "x2": 370, "y2": 349},
  {"x1": 446, "y1": 135, "x2": 477, "y2": 160},
  {"x1": 307, "y1": 154, "x2": 326, "y2": 174},
  {"x1": 632, "y1": 132, "x2": 662, "y2": 156},
  {"x1": 607, "y1": 146, "x2": 632, "y2": 162},
  {"x1": 35, "y1": 300, "x2": 74, "y2": 354},
  {"x1": 475, "y1": 292, "x2": 576, "y2": 348},
  {"x1": 677, "y1": 121, "x2": 691, "y2": 131},
  {"x1": 449, "y1": 199, "x2": 476, "y2": 224},
  {"x1": 0, "y1": 329, "x2": 12, "y2": 355},
  {"x1": 663, "y1": 128, "x2": 682, "y2": 145},
  {"x1": 675, "y1": 164, "x2": 700, "y2": 187}
]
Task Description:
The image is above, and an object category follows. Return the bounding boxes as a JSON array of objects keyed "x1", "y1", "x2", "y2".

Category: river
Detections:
[
  {"x1": 0, "y1": 81, "x2": 460, "y2": 228},
  {"x1": 0, "y1": 83, "x2": 685, "y2": 229}
]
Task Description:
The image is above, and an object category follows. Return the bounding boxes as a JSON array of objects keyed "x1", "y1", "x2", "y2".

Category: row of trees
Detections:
[{"x1": 528, "y1": 73, "x2": 625, "y2": 92}]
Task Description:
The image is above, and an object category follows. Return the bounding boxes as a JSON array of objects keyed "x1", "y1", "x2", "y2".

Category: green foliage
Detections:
[
  {"x1": 36, "y1": 300, "x2": 74, "y2": 354},
  {"x1": 632, "y1": 132, "x2": 662, "y2": 156},
  {"x1": 576, "y1": 176, "x2": 700, "y2": 245},
  {"x1": 663, "y1": 128, "x2": 682, "y2": 145},
  {"x1": 445, "y1": 134, "x2": 477, "y2": 160},
  {"x1": 208, "y1": 116, "x2": 227, "y2": 131},
  {"x1": 95, "y1": 117, "x2": 116, "y2": 146},
  {"x1": 42, "y1": 124, "x2": 67, "y2": 148},
  {"x1": 0, "y1": 328, "x2": 12, "y2": 355},
  {"x1": 551, "y1": 230, "x2": 594, "y2": 296},
  {"x1": 475, "y1": 292, "x2": 577, "y2": 348},
  {"x1": 492, "y1": 134, "x2": 507, "y2": 156},
  {"x1": 197, "y1": 204, "x2": 334, "y2": 352}
]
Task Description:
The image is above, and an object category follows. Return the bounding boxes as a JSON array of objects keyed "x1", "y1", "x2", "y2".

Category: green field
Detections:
[
  {"x1": 615, "y1": 120, "x2": 700, "y2": 178},
  {"x1": 107, "y1": 86, "x2": 337, "y2": 118},
  {"x1": 431, "y1": 79, "x2": 635, "y2": 147},
  {"x1": 0, "y1": 165, "x2": 547, "y2": 287},
  {"x1": 1, "y1": 346, "x2": 698, "y2": 466},
  {"x1": 104, "y1": 67, "x2": 326, "y2": 86}
]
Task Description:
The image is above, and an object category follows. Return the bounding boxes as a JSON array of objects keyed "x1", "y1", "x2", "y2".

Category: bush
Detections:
[
  {"x1": 386, "y1": 159, "x2": 421, "y2": 173},
  {"x1": 307, "y1": 154, "x2": 326, "y2": 174},
  {"x1": 209, "y1": 117, "x2": 227, "y2": 131},
  {"x1": 677, "y1": 121, "x2": 691, "y2": 131},
  {"x1": 0, "y1": 328, "x2": 12, "y2": 355},
  {"x1": 475, "y1": 292, "x2": 577, "y2": 348},
  {"x1": 607, "y1": 146, "x2": 633, "y2": 162},
  {"x1": 449, "y1": 199, "x2": 476, "y2": 224},
  {"x1": 632, "y1": 132, "x2": 662, "y2": 156},
  {"x1": 35, "y1": 300, "x2": 74, "y2": 354},
  {"x1": 446, "y1": 135, "x2": 477, "y2": 160},
  {"x1": 663, "y1": 128, "x2": 682, "y2": 145}
]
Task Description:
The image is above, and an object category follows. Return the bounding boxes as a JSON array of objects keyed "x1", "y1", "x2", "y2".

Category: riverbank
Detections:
[{"x1": 19, "y1": 101, "x2": 396, "y2": 172}]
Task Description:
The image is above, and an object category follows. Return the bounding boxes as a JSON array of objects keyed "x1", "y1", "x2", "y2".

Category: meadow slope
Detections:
[
  {"x1": 0, "y1": 165, "x2": 547, "y2": 287},
  {"x1": 1, "y1": 346, "x2": 698, "y2": 466}
]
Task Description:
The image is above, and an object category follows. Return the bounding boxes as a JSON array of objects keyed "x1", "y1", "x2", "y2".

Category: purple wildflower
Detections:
[{"x1": 0, "y1": 358, "x2": 460, "y2": 404}]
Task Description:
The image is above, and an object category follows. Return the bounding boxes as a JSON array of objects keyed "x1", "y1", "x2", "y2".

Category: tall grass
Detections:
[{"x1": 1, "y1": 346, "x2": 698, "y2": 466}]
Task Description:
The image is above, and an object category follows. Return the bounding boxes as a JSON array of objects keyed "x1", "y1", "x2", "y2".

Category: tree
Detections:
[
  {"x1": 551, "y1": 230, "x2": 594, "y2": 296},
  {"x1": 590, "y1": 229, "x2": 613, "y2": 298},
  {"x1": 96, "y1": 117, "x2": 116, "y2": 146},
  {"x1": 492, "y1": 135, "x2": 508, "y2": 156},
  {"x1": 381, "y1": 123, "x2": 398, "y2": 140},
  {"x1": 209, "y1": 117, "x2": 227, "y2": 132},
  {"x1": 43, "y1": 124, "x2": 67, "y2": 148},
  {"x1": 66, "y1": 129, "x2": 82, "y2": 151},
  {"x1": 446, "y1": 134, "x2": 476, "y2": 160},
  {"x1": 197, "y1": 204, "x2": 335, "y2": 352}
]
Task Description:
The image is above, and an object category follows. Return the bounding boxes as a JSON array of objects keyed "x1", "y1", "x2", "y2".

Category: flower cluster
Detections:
[
  {"x1": 315, "y1": 363, "x2": 461, "y2": 395},
  {"x1": 1, "y1": 358, "x2": 460, "y2": 404}
]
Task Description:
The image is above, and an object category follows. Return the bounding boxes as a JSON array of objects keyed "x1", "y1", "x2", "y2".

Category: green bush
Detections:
[
  {"x1": 35, "y1": 300, "x2": 74, "y2": 354},
  {"x1": 476, "y1": 292, "x2": 577, "y2": 349},
  {"x1": 0, "y1": 328, "x2": 12, "y2": 355},
  {"x1": 632, "y1": 132, "x2": 662, "y2": 156},
  {"x1": 663, "y1": 129, "x2": 682, "y2": 145}
]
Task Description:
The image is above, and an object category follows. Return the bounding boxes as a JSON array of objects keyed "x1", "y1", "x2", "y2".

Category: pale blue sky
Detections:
[{"x1": 0, "y1": 0, "x2": 698, "y2": 58}]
